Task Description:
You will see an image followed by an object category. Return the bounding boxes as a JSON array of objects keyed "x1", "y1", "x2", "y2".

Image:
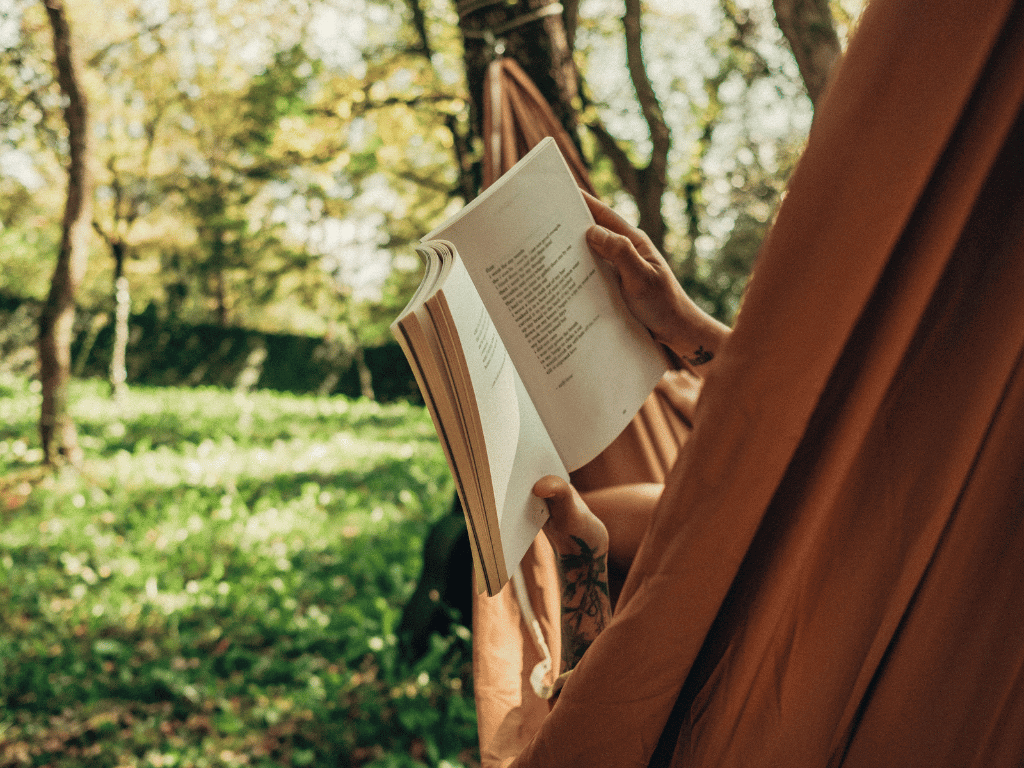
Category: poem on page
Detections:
[
  {"x1": 485, "y1": 224, "x2": 599, "y2": 376},
  {"x1": 471, "y1": 305, "x2": 507, "y2": 391}
]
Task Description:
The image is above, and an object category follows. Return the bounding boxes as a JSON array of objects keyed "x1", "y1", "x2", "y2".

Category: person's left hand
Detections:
[{"x1": 534, "y1": 475, "x2": 611, "y2": 672}]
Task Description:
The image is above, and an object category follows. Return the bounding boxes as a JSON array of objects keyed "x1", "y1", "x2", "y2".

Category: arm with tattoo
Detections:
[
  {"x1": 556, "y1": 535, "x2": 611, "y2": 670},
  {"x1": 533, "y1": 476, "x2": 612, "y2": 675}
]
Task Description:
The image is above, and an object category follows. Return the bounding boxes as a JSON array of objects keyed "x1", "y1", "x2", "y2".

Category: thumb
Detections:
[{"x1": 534, "y1": 475, "x2": 608, "y2": 555}]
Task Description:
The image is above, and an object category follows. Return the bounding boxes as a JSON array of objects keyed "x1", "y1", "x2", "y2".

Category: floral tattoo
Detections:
[{"x1": 557, "y1": 535, "x2": 610, "y2": 671}]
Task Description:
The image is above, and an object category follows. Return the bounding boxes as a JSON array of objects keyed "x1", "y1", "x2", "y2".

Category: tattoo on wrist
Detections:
[
  {"x1": 557, "y1": 535, "x2": 610, "y2": 671},
  {"x1": 685, "y1": 345, "x2": 714, "y2": 366}
]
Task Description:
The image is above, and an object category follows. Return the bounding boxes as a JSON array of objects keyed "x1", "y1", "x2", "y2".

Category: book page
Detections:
[
  {"x1": 426, "y1": 138, "x2": 667, "y2": 471},
  {"x1": 432, "y1": 252, "x2": 564, "y2": 587}
]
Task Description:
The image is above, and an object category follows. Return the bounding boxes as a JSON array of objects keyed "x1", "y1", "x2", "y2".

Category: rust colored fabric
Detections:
[
  {"x1": 508, "y1": 0, "x2": 1024, "y2": 765},
  {"x1": 471, "y1": 58, "x2": 701, "y2": 766},
  {"x1": 480, "y1": 58, "x2": 597, "y2": 195}
]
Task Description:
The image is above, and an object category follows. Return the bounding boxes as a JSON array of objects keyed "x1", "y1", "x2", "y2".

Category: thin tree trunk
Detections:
[
  {"x1": 584, "y1": 0, "x2": 671, "y2": 253},
  {"x1": 773, "y1": 0, "x2": 842, "y2": 106},
  {"x1": 622, "y1": 0, "x2": 670, "y2": 251},
  {"x1": 214, "y1": 270, "x2": 229, "y2": 326},
  {"x1": 354, "y1": 343, "x2": 375, "y2": 401},
  {"x1": 39, "y1": 0, "x2": 91, "y2": 467},
  {"x1": 110, "y1": 240, "x2": 129, "y2": 400}
]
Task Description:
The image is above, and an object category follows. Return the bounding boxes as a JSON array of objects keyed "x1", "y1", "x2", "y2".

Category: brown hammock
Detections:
[
  {"x1": 474, "y1": 0, "x2": 1024, "y2": 764},
  {"x1": 472, "y1": 56, "x2": 700, "y2": 765}
]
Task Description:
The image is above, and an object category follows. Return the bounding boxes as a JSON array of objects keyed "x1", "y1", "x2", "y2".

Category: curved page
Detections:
[
  {"x1": 438, "y1": 256, "x2": 564, "y2": 585},
  {"x1": 426, "y1": 138, "x2": 667, "y2": 471}
]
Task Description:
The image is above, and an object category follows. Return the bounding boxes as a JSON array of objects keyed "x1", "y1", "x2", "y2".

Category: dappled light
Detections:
[{"x1": 0, "y1": 374, "x2": 474, "y2": 766}]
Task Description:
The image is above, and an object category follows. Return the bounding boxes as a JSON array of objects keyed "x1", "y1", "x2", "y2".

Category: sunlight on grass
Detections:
[{"x1": 0, "y1": 374, "x2": 476, "y2": 768}]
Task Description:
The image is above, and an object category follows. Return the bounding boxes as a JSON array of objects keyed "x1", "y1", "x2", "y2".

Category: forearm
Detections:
[
  {"x1": 533, "y1": 476, "x2": 612, "y2": 675},
  {"x1": 554, "y1": 535, "x2": 612, "y2": 672}
]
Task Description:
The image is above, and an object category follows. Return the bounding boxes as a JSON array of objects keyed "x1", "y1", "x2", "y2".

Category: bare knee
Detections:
[{"x1": 582, "y1": 482, "x2": 662, "y2": 576}]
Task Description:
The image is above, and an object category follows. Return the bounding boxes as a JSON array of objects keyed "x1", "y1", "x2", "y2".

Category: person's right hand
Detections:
[{"x1": 583, "y1": 191, "x2": 731, "y2": 371}]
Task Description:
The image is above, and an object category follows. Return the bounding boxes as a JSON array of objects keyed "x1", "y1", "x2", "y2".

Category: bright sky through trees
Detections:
[{"x1": 0, "y1": 0, "x2": 864, "y2": 335}]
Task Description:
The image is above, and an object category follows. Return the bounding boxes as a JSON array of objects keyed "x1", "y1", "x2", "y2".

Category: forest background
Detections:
[
  {"x1": 0, "y1": 0, "x2": 862, "y2": 765},
  {"x1": 1, "y1": 0, "x2": 864, "y2": 434}
]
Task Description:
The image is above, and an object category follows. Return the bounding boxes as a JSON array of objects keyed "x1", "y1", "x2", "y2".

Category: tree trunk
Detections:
[
  {"x1": 773, "y1": 0, "x2": 842, "y2": 106},
  {"x1": 354, "y1": 343, "x2": 375, "y2": 401},
  {"x1": 110, "y1": 240, "x2": 129, "y2": 400},
  {"x1": 586, "y1": 0, "x2": 672, "y2": 253},
  {"x1": 38, "y1": 0, "x2": 91, "y2": 467},
  {"x1": 456, "y1": 0, "x2": 585, "y2": 172},
  {"x1": 214, "y1": 269, "x2": 229, "y2": 326}
]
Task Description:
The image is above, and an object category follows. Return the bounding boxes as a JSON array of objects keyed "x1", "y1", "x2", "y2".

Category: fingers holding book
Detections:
[
  {"x1": 533, "y1": 475, "x2": 611, "y2": 672},
  {"x1": 582, "y1": 191, "x2": 731, "y2": 373}
]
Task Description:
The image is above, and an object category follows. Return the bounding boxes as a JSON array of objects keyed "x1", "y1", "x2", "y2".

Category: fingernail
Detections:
[{"x1": 587, "y1": 226, "x2": 609, "y2": 245}]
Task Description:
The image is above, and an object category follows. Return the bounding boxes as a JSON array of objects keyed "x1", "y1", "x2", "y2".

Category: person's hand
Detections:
[
  {"x1": 533, "y1": 475, "x2": 611, "y2": 672},
  {"x1": 583, "y1": 191, "x2": 730, "y2": 371},
  {"x1": 535, "y1": 475, "x2": 608, "y2": 558}
]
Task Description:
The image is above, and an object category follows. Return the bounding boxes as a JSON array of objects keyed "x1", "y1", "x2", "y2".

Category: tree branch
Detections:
[
  {"x1": 586, "y1": 119, "x2": 639, "y2": 199},
  {"x1": 406, "y1": 0, "x2": 433, "y2": 57},
  {"x1": 613, "y1": 0, "x2": 670, "y2": 251},
  {"x1": 623, "y1": 0, "x2": 669, "y2": 178},
  {"x1": 772, "y1": 0, "x2": 842, "y2": 106}
]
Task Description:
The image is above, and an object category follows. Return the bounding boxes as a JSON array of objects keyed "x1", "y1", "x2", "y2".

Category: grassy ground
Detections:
[{"x1": 0, "y1": 374, "x2": 476, "y2": 768}]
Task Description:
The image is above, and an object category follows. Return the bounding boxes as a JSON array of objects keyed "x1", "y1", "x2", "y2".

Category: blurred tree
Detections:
[
  {"x1": 773, "y1": 0, "x2": 842, "y2": 105},
  {"x1": 89, "y1": 25, "x2": 172, "y2": 399},
  {"x1": 37, "y1": 0, "x2": 91, "y2": 466},
  {"x1": 574, "y1": 0, "x2": 851, "y2": 321},
  {"x1": 585, "y1": 0, "x2": 673, "y2": 253}
]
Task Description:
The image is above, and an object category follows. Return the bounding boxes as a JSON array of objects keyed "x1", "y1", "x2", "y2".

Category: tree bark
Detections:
[
  {"x1": 110, "y1": 241, "x2": 129, "y2": 400},
  {"x1": 38, "y1": 0, "x2": 91, "y2": 467},
  {"x1": 456, "y1": 0, "x2": 585, "y2": 166},
  {"x1": 773, "y1": 0, "x2": 842, "y2": 106}
]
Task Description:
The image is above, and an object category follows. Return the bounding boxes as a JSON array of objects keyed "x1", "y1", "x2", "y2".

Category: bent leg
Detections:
[{"x1": 582, "y1": 482, "x2": 662, "y2": 587}]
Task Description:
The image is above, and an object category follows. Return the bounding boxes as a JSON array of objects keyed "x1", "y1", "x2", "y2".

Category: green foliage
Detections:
[
  {"x1": 238, "y1": 45, "x2": 321, "y2": 155},
  {"x1": 0, "y1": 374, "x2": 476, "y2": 767}
]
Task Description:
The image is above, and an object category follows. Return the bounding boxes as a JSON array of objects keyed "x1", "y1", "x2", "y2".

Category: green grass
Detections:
[{"x1": 0, "y1": 373, "x2": 476, "y2": 768}]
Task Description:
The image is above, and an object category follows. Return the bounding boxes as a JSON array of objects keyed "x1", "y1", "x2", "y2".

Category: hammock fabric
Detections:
[
  {"x1": 472, "y1": 57, "x2": 701, "y2": 764},
  {"x1": 476, "y1": 0, "x2": 1024, "y2": 763}
]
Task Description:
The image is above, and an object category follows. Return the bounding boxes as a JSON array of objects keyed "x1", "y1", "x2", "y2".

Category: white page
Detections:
[
  {"x1": 440, "y1": 255, "x2": 563, "y2": 576},
  {"x1": 426, "y1": 138, "x2": 667, "y2": 471}
]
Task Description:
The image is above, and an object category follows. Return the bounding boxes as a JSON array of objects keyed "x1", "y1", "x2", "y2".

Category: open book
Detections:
[{"x1": 391, "y1": 138, "x2": 667, "y2": 596}]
